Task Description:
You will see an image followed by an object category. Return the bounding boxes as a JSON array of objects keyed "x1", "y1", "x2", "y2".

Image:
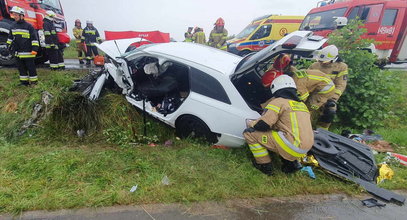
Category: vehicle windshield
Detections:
[
  {"x1": 39, "y1": 0, "x2": 63, "y2": 15},
  {"x1": 300, "y1": 7, "x2": 347, "y2": 31},
  {"x1": 235, "y1": 24, "x2": 259, "y2": 39}
]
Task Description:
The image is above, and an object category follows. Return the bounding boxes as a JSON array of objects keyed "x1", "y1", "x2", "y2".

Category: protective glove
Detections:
[
  {"x1": 31, "y1": 51, "x2": 38, "y2": 55},
  {"x1": 50, "y1": 44, "x2": 55, "y2": 49},
  {"x1": 326, "y1": 99, "x2": 337, "y2": 108}
]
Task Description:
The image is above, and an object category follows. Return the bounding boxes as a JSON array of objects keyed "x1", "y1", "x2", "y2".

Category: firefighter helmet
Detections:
[
  {"x1": 271, "y1": 75, "x2": 296, "y2": 94},
  {"x1": 10, "y1": 6, "x2": 25, "y2": 15},
  {"x1": 273, "y1": 53, "x2": 292, "y2": 71},
  {"x1": 215, "y1": 17, "x2": 225, "y2": 26},
  {"x1": 316, "y1": 45, "x2": 338, "y2": 62},
  {"x1": 45, "y1": 10, "x2": 56, "y2": 20},
  {"x1": 86, "y1": 20, "x2": 93, "y2": 24},
  {"x1": 334, "y1": 17, "x2": 348, "y2": 27}
]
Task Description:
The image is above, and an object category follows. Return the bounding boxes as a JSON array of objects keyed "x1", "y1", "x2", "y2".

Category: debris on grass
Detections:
[{"x1": 130, "y1": 185, "x2": 138, "y2": 193}]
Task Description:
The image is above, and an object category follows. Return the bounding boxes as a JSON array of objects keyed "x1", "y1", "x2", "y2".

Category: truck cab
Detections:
[
  {"x1": 0, "y1": 0, "x2": 69, "y2": 65},
  {"x1": 300, "y1": 0, "x2": 407, "y2": 64},
  {"x1": 227, "y1": 15, "x2": 304, "y2": 56}
]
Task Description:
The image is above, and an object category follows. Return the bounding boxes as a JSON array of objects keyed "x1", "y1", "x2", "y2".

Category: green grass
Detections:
[
  {"x1": 0, "y1": 69, "x2": 406, "y2": 214},
  {"x1": 64, "y1": 40, "x2": 103, "y2": 59}
]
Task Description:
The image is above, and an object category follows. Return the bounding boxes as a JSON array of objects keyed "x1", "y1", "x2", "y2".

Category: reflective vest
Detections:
[
  {"x1": 184, "y1": 32, "x2": 193, "y2": 42},
  {"x1": 81, "y1": 26, "x2": 102, "y2": 46},
  {"x1": 193, "y1": 32, "x2": 206, "y2": 44}
]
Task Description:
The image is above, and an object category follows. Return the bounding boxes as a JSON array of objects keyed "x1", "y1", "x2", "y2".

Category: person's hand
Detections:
[
  {"x1": 31, "y1": 51, "x2": 38, "y2": 55},
  {"x1": 246, "y1": 119, "x2": 255, "y2": 128}
]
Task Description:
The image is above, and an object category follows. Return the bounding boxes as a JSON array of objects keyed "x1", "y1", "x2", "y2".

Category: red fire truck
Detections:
[
  {"x1": 300, "y1": 0, "x2": 407, "y2": 64},
  {"x1": 0, "y1": 0, "x2": 70, "y2": 65}
]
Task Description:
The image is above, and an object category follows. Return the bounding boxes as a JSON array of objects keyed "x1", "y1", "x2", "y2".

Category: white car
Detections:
[{"x1": 81, "y1": 32, "x2": 327, "y2": 147}]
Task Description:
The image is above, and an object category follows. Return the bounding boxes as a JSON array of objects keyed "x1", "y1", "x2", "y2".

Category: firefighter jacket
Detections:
[
  {"x1": 293, "y1": 69, "x2": 335, "y2": 103},
  {"x1": 208, "y1": 28, "x2": 228, "y2": 48},
  {"x1": 308, "y1": 62, "x2": 348, "y2": 101},
  {"x1": 7, "y1": 20, "x2": 39, "y2": 58},
  {"x1": 184, "y1": 32, "x2": 193, "y2": 42},
  {"x1": 247, "y1": 97, "x2": 314, "y2": 162},
  {"x1": 42, "y1": 18, "x2": 58, "y2": 48},
  {"x1": 193, "y1": 31, "x2": 206, "y2": 44},
  {"x1": 81, "y1": 26, "x2": 102, "y2": 46},
  {"x1": 73, "y1": 26, "x2": 83, "y2": 43}
]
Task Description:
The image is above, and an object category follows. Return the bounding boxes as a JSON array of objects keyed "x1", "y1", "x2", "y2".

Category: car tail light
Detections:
[{"x1": 282, "y1": 35, "x2": 303, "y2": 49}]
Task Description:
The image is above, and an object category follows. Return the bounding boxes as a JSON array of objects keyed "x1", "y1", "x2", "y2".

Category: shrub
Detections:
[{"x1": 328, "y1": 19, "x2": 399, "y2": 128}]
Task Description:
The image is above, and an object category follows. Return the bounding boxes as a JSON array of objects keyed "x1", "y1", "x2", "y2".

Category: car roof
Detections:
[{"x1": 139, "y1": 42, "x2": 243, "y2": 75}]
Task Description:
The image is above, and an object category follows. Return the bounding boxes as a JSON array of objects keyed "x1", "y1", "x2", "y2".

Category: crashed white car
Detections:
[{"x1": 80, "y1": 32, "x2": 326, "y2": 147}]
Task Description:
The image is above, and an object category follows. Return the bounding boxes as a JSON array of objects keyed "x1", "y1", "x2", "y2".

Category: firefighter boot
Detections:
[
  {"x1": 252, "y1": 160, "x2": 273, "y2": 176},
  {"x1": 281, "y1": 158, "x2": 302, "y2": 174},
  {"x1": 79, "y1": 59, "x2": 84, "y2": 64}
]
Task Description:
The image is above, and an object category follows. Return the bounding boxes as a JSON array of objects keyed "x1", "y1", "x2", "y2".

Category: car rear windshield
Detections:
[{"x1": 300, "y1": 7, "x2": 347, "y2": 31}]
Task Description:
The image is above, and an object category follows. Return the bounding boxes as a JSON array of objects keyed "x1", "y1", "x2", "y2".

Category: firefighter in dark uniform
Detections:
[
  {"x1": 308, "y1": 45, "x2": 349, "y2": 129},
  {"x1": 42, "y1": 10, "x2": 59, "y2": 70},
  {"x1": 81, "y1": 20, "x2": 102, "y2": 65},
  {"x1": 7, "y1": 6, "x2": 39, "y2": 85}
]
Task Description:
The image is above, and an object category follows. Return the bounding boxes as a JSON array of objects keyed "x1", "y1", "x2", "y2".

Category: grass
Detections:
[
  {"x1": 0, "y1": 69, "x2": 406, "y2": 214},
  {"x1": 63, "y1": 40, "x2": 103, "y2": 59}
]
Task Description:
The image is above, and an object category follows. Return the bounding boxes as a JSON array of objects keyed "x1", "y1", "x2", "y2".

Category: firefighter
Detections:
[
  {"x1": 208, "y1": 18, "x2": 228, "y2": 49},
  {"x1": 262, "y1": 54, "x2": 335, "y2": 120},
  {"x1": 244, "y1": 75, "x2": 314, "y2": 176},
  {"x1": 81, "y1": 20, "x2": 102, "y2": 65},
  {"x1": 7, "y1": 6, "x2": 39, "y2": 85},
  {"x1": 42, "y1": 10, "x2": 59, "y2": 70},
  {"x1": 308, "y1": 45, "x2": 348, "y2": 129},
  {"x1": 184, "y1": 27, "x2": 193, "y2": 42},
  {"x1": 192, "y1": 27, "x2": 206, "y2": 45},
  {"x1": 73, "y1": 19, "x2": 85, "y2": 64}
]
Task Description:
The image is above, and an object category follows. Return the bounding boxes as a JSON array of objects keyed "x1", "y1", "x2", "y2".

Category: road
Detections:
[{"x1": 1, "y1": 193, "x2": 406, "y2": 220}]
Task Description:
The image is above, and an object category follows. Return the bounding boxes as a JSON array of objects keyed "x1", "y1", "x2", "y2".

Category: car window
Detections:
[
  {"x1": 190, "y1": 68, "x2": 231, "y2": 104},
  {"x1": 250, "y1": 25, "x2": 272, "y2": 40},
  {"x1": 381, "y1": 9, "x2": 398, "y2": 26},
  {"x1": 348, "y1": 6, "x2": 360, "y2": 20},
  {"x1": 361, "y1": 4, "x2": 384, "y2": 23}
]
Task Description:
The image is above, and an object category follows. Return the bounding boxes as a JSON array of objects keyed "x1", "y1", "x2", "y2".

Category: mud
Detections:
[{"x1": 2, "y1": 193, "x2": 406, "y2": 220}]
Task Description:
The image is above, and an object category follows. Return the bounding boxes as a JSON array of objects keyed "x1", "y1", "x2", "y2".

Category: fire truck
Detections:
[
  {"x1": 0, "y1": 0, "x2": 70, "y2": 66},
  {"x1": 300, "y1": 0, "x2": 407, "y2": 64}
]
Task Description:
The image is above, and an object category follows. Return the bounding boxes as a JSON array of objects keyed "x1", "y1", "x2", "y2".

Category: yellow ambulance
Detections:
[{"x1": 227, "y1": 15, "x2": 304, "y2": 56}]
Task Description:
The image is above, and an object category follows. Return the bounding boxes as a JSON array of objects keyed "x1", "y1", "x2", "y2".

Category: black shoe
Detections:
[
  {"x1": 281, "y1": 158, "x2": 302, "y2": 174},
  {"x1": 252, "y1": 161, "x2": 273, "y2": 176},
  {"x1": 79, "y1": 60, "x2": 84, "y2": 64}
]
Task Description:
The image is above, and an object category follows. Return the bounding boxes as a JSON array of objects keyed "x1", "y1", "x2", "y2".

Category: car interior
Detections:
[{"x1": 127, "y1": 56, "x2": 190, "y2": 116}]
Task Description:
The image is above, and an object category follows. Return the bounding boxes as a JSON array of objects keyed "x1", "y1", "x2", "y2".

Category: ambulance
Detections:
[
  {"x1": 227, "y1": 15, "x2": 304, "y2": 56},
  {"x1": 300, "y1": 0, "x2": 407, "y2": 64}
]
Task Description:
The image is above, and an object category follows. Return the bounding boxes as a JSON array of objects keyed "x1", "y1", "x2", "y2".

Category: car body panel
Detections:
[{"x1": 90, "y1": 31, "x2": 327, "y2": 147}]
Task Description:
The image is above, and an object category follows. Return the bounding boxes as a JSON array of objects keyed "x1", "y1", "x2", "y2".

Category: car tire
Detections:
[{"x1": 175, "y1": 115, "x2": 218, "y2": 143}]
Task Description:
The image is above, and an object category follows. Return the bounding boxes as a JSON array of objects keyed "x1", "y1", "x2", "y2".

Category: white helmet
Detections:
[
  {"x1": 334, "y1": 17, "x2": 348, "y2": 27},
  {"x1": 86, "y1": 20, "x2": 93, "y2": 24},
  {"x1": 271, "y1": 75, "x2": 296, "y2": 94},
  {"x1": 316, "y1": 45, "x2": 338, "y2": 62},
  {"x1": 10, "y1": 6, "x2": 25, "y2": 15}
]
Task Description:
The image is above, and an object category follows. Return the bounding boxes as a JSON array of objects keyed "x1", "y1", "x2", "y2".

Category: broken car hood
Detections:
[{"x1": 95, "y1": 38, "x2": 151, "y2": 61}]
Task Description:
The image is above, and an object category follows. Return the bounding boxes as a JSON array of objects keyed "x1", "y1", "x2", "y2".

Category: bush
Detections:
[{"x1": 328, "y1": 19, "x2": 399, "y2": 128}]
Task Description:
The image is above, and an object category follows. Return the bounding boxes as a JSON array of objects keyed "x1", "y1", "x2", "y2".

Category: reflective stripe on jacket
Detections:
[
  {"x1": 308, "y1": 62, "x2": 348, "y2": 101},
  {"x1": 81, "y1": 26, "x2": 101, "y2": 45},
  {"x1": 42, "y1": 18, "x2": 58, "y2": 47},
  {"x1": 208, "y1": 28, "x2": 228, "y2": 48}
]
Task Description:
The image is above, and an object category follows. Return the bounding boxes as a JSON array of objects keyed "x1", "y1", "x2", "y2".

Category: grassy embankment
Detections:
[{"x1": 0, "y1": 69, "x2": 406, "y2": 214}]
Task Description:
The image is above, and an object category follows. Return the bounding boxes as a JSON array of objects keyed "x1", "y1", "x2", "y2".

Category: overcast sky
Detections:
[{"x1": 60, "y1": 0, "x2": 320, "y2": 41}]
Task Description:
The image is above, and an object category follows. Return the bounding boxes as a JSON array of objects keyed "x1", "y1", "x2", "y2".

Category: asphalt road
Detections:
[{"x1": 1, "y1": 193, "x2": 406, "y2": 220}]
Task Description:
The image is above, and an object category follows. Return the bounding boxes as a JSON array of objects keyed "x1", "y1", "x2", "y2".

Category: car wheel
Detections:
[{"x1": 176, "y1": 115, "x2": 218, "y2": 143}]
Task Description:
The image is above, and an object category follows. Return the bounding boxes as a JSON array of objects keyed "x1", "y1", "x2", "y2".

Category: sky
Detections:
[{"x1": 60, "y1": 0, "x2": 321, "y2": 41}]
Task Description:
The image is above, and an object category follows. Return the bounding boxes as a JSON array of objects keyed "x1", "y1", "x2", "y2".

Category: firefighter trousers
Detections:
[
  {"x1": 85, "y1": 45, "x2": 99, "y2": 63},
  {"x1": 17, "y1": 58, "x2": 37, "y2": 84},
  {"x1": 57, "y1": 49, "x2": 65, "y2": 69},
  {"x1": 47, "y1": 48, "x2": 59, "y2": 69}
]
